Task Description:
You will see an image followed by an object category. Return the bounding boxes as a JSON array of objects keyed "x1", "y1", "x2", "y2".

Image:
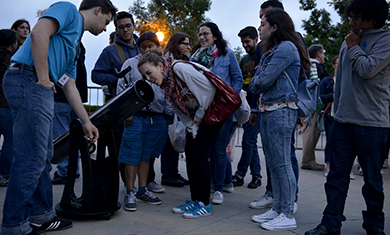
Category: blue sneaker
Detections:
[
  {"x1": 172, "y1": 199, "x2": 196, "y2": 214},
  {"x1": 183, "y1": 201, "x2": 213, "y2": 219}
]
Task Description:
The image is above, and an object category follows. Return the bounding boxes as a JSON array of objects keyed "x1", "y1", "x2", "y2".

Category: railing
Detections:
[
  {"x1": 86, "y1": 86, "x2": 104, "y2": 113},
  {"x1": 234, "y1": 126, "x2": 326, "y2": 151}
]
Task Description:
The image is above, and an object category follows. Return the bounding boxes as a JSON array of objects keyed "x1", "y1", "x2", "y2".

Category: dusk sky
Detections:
[{"x1": 1, "y1": 0, "x2": 338, "y2": 105}]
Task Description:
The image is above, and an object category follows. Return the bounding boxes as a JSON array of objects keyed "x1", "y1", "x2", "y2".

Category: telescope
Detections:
[{"x1": 54, "y1": 79, "x2": 154, "y2": 219}]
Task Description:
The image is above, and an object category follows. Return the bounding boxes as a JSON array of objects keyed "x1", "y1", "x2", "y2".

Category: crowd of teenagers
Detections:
[{"x1": 0, "y1": 0, "x2": 389, "y2": 234}]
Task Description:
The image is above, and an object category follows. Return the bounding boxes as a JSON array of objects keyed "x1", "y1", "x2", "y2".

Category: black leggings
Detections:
[{"x1": 185, "y1": 119, "x2": 224, "y2": 205}]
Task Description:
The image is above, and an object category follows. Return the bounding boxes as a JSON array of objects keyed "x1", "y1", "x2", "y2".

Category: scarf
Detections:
[
  {"x1": 191, "y1": 44, "x2": 220, "y2": 69},
  {"x1": 160, "y1": 58, "x2": 192, "y2": 118}
]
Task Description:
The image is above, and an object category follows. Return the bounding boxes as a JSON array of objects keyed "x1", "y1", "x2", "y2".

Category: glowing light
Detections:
[{"x1": 156, "y1": 32, "x2": 164, "y2": 42}]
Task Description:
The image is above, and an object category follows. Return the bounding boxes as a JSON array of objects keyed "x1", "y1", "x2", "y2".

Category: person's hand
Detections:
[
  {"x1": 190, "y1": 120, "x2": 200, "y2": 139},
  {"x1": 164, "y1": 114, "x2": 174, "y2": 125},
  {"x1": 37, "y1": 80, "x2": 56, "y2": 93},
  {"x1": 192, "y1": 120, "x2": 200, "y2": 127},
  {"x1": 124, "y1": 116, "x2": 134, "y2": 127},
  {"x1": 345, "y1": 29, "x2": 362, "y2": 48},
  {"x1": 82, "y1": 121, "x2": 99, "y2": 143},
  {"x1": 249, "y1": 112, "x2": 258, "y2": 126}
]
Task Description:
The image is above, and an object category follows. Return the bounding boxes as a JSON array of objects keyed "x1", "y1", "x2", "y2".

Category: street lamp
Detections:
[{"x1": 156, "y1": 32, "x2": 164, "y2": 42}]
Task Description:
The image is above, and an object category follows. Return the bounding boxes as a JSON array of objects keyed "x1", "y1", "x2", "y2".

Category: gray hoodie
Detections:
[
  {"x1": 117, "y1": 54, "x2": 173, "y2": 115},
  {"x1": 334, "y1": 28, "x2": 390, "y2": 128},
  {"x1": 171, "y1": 61, "x2": 216, "y2": 128}
]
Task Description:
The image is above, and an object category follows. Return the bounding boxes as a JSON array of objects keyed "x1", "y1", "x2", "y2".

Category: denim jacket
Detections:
[
  {"x1": 250, "y1": 41, "x2": 300, "y2": 104},
  {"x1": 191, "y1": 47, "x2": 243, "y2": 93}
]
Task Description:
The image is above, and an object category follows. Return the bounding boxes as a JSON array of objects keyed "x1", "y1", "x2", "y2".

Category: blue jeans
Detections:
[
  {"x1": 0, "y1": 107, "x2": 13, "y2": 178},
  {"x1": 265, "y1": 121, "x2": 299, "y2": 201},
  {"x1": 53, "y1": 102, "x2": 79, "y2": 177},
  {"x1": 235, "y1": 115, "x2": 261, "y2": 178},
  {"x1": 323, "y1": 113, "x2": 334, "y2": 164},
  {"x1": 1, "y1": 67, "x2": 55, "y2": 234},
  {"x1": 209, "y1": 116, "x2": 233, "y2": 192},
  {"x1": 321, "y1": 122, "x2": 389, "y2": 233},
  {"x1": 260, "y1": 108, "x2": 297, "y2": 217}
]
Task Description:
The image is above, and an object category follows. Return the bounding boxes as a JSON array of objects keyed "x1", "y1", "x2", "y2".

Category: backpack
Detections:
[{"x1": 284, "y1": 69, "x2": 320, "y2": 118}]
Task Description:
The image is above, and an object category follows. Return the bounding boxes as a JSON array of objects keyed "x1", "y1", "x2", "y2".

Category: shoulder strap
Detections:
[
  {"x1": 284, "y1": 71, "x2": 298, "y2": 94},
  {"x1": 114, "y1": 42, "x2": 127, "y2": 64},
  {"x1": 173, "y1": 60, "x2": 203, "y2": 72}
]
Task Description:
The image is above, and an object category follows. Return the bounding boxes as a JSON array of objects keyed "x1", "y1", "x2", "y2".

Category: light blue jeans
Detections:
[
  {"x1": 0, "y1": 107, "x2": 13, "y2": 178},
  {"x1": 1, "y1": 67, "x2": 55, "y2": 234},
  {"x1": 259, "y1": 108, "x2": 297, "y2": 217},
  {"x1": 53, "y1": 102, "x2": 79, "y2": 177}
]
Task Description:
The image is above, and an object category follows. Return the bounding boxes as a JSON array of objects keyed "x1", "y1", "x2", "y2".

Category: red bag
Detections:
[{"x1": 176, "y1": 61, "x2": 241, "y2": 125}]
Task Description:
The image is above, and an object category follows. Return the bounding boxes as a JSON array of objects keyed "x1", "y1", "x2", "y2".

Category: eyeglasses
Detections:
[
  {"x1": 348, "y1": 16, "x2": 363, "y2": 22},
  {"x1": 179, "y1": 42, "x2": 191, "y2": 46},
  {"x1": 117, "y1": 24, "x2": 133, "y2": 30},
  {"x1": 198, "y1": 32, "x2": 210, "y2": 38}
]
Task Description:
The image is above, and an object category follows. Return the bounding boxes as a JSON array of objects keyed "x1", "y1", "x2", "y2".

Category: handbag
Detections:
[
  {"x1": 317, "y1": 110, "x2": 326, "y2": 132},
  {"x1": 317, "y1": 102, "x2": 331, "y2": 132},
  {"x1": 234, "y1": 90, "x2": 251, "y2": 125},
  {"x1": 309, "y1": 63, "x2": 324, "y2": 113},
  {"x1": 174, "y1": 61, "x2": 242, "y2": 125},
  {"x1": 168, "y1": 114, "x2": 186, "y2": 153},
  {"x1": 284, "y1": 70, "x2": 320, "y2": 118}
]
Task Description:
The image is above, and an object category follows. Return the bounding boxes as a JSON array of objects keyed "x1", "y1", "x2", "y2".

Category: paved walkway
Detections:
[{"x1": 0, "y1": 142, "x2": 389, "y2": 234}]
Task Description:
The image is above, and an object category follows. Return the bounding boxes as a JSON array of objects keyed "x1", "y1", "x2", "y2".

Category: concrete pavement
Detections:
[{"x1": 0, "y1": 134, "x2": 389, "y2": 235}]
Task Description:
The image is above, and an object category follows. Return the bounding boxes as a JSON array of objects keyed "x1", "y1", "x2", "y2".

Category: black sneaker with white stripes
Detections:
[{"x1": 30, "y1": 217, "x2": 72, "y2": 233}]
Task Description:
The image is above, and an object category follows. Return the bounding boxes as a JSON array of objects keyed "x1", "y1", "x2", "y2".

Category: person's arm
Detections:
[
  {"x1": 116, "y1": 59, "x2": 132, "y2": 95},
  {"x1": 30, "y1": 17, "x2": 58, "y2": 92},
  {"x1": 319, "y1": 76, "x2": 334, "y2": 104},
  {"x1": 228, "y1": 49, "x2": 244, "y2": 93},
  {"x1": 250, "y1": 42, "x2": 295, "y2": 95},
  {"x1": 91, "y1": 48, "x2": 119, "y2": 86},
  {"x1": 173, "y1": 63, "x2": 216, "y2": 124},
  {"x1": 346, "y1": 30, "x2": 390, "y2": 78},
  {"x1": 333, "y1": 46, "x2": 344, "y2": 114},
  {"x1": 63, "y1": 78, "x2": 99, "y2": 142}
]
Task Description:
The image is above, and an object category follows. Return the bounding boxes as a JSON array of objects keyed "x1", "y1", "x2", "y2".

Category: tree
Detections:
[
  {"x1": 299, "y1": 0, "x2": 351, "y2": 73},
  {"x1": 299, "y1": 0, "x2": 390, "y2": 73},
  {"x1": 129, "y1": 0, "x2": 211, "y2": 46},
  {"x1": 233, "y1": 46, "x2": 244, "y2": 63}
]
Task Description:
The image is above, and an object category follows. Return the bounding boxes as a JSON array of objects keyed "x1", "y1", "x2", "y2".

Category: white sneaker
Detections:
[
  {"x1": 211, "y1": 191, "x2": 223, "y2": 204},
  {"x1": 324, "y1": 170, "x2": 329, "y2": 177},
  {"x1": 293, "y1": 202, "x2": 298, "y2": 215},
  {"x1": 350, "y1": 172, "x2": 355, "y2": 180},
  {"x1": 147, "y1": 181, "x2": 165, "y2": 193},
  {"x1": 260, "y1": 213, "x2": 297, "y2": 231},
  {"x1": 252, "y1": 209, "x2": 279, "y2": 223},
  {"x1": 249, "y1": 194, "x2": 273, "y2": 209}
]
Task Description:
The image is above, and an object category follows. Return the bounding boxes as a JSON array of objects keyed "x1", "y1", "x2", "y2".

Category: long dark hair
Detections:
[
  {"x1": 11, "y1": 19, "x2": 30, "y2": 32},
  {"x1": 263, "y1": 8, "x2": 310, "y2": 76},
  {"x1": 192, "y1": 22, "x2": 228, "y2": 55},
  {"x1": 164, "y1": 32, "x2": 190, "y2": 59}
]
